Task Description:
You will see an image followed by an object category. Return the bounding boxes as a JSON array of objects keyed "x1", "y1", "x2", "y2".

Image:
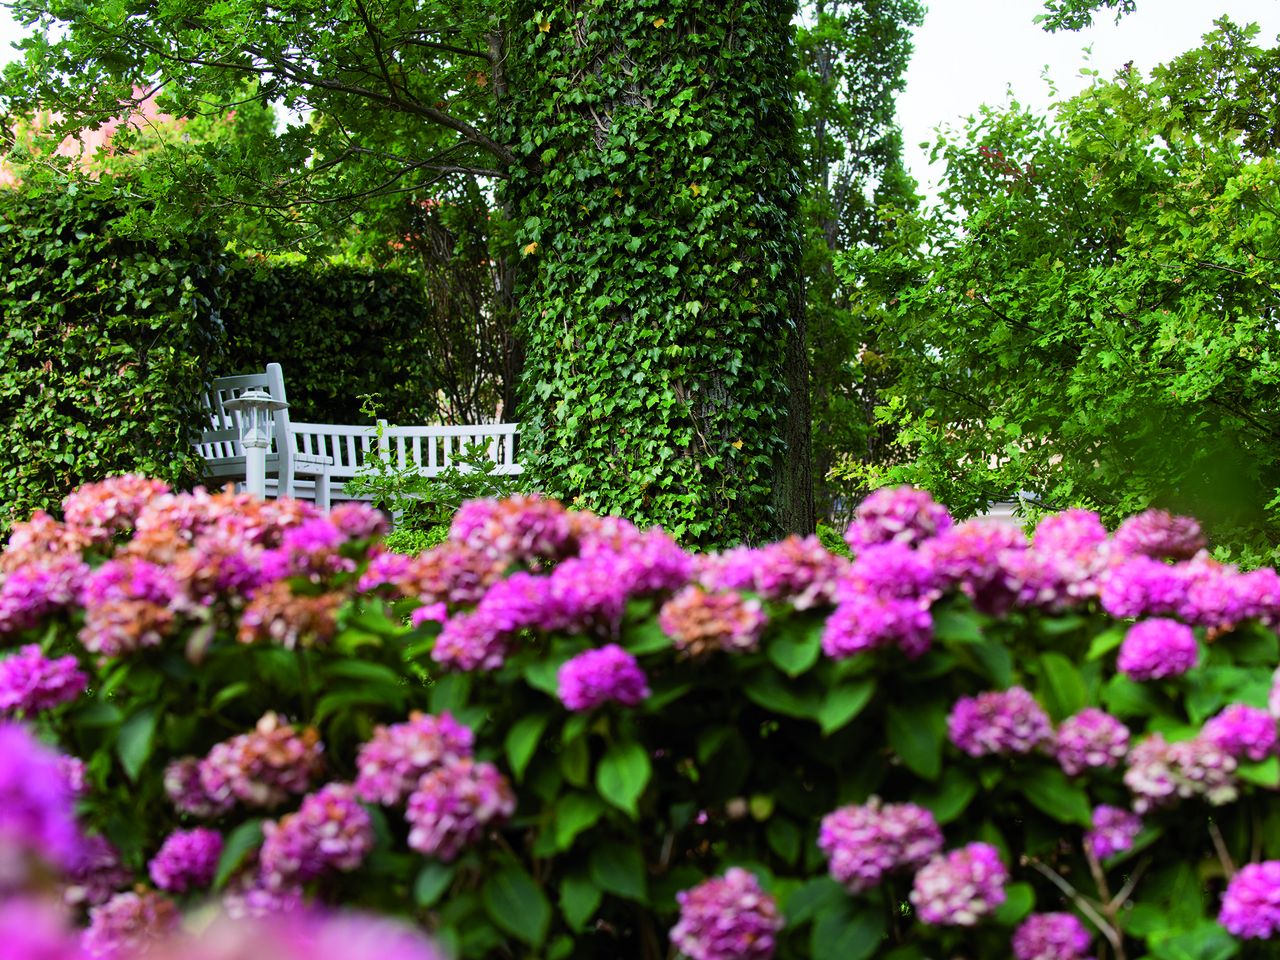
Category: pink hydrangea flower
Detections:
[
  {"x1": 557, "y1": 645, "x2": 651, "y2": 711},
  {"x1": 165, "y1": 757, "x2": 234, "y2": 818},
  {"x1": 659, "y1": 586, "x2": 766, "y2": 658},
  {"x1": 354, "y1": 712, "x2": 474, "y2": 806},
  {"x1": 0, "y1": 722, "x2": 83, "y2": 872},
  {"x1": 1116, "y1": 619, "x2": 1197, "y2": 681},
  {"x1": 1112, "y1": 509, "x2": 1204, "y2": 562},
  {"x1": 1012, "y1": 912, "x2": 1094, "y2": 960},
  {"x1": 844, "y1": 486, "x2": 953, "y2": 551},
  {"x1": 63, "y1": 834, "x2": 133, "y2": 908},
  {"x1": 948, "y1": 687, "x2": 1052, "y2": 758},
  {"x1": 1220, "y1": 861, "x2": 1280, "y2": 939},
  {"x1": 1124, "y1": 733, "x2": 1237, "y2": 813},
  {"x1": 1202, "y1": 704, "x2": 1277, "y2": 762},
  {"x1": 405, "y1": 758, "x2": 515, "y2": 861},
  {"x1": 910, "y1": 842, "x2": 1007, "y2": 926},
  {"x1": 822, "y1": 594, "x2": 933, "y2": 660},
  {"x1": 260, "y1": 783, "x2": 373, "y2": 888},
  {"x1": 670, "y1": 868, "x2": 782, "y2": 960},
  {"x1": 0, "y1": 645, "x2": 87, "y2": 713},
  {"x1": 1085, "y1": 805, "x2": 1141, "y2": 860},
  {"x1": 82, "y1": 891, "x2": 180, "y2": 960},
  {"x1": 199, "y1": 713, "x2": 324, "y2": 810},
  {"x1": 1054, "y1": 708, "x2": 1129, "y2": 776},
  {"x1": 818, "y1": 799, "x2": 942, "y2": 893},
  {"x1": 148, "y1": 828, "x2": 223, "y2": 893}
]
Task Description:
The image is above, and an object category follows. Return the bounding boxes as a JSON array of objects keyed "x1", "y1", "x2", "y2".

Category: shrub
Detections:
[
  {"x1": 4, "y1": 478, "x2": 1280, "y2": 959},
  {"x1": 0, "y1": 182, "x2": 223, "y2": 532}
]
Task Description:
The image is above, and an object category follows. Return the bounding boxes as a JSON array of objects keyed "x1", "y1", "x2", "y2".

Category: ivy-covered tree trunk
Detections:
[{"x1": 504, "y1": 0, "x2": 814, "y2": 546}]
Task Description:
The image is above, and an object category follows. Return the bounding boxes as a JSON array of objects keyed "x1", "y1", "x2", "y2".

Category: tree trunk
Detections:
[{"x1": 502, "y1": 0, "x2": 812, "y2": 546}]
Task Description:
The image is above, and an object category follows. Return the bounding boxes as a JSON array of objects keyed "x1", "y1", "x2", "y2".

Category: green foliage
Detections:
[
  {"x1": 815, "y1": 522, "x2": 853, "y2": 559},
  {"x1": 0, "y1": 177, "x2": 222, "y2": 531},
  {"x1": 793, "y1": 0, "x2": 923, "y2": 522},
  {"x1": 1037, "y1": 0, "x2": 1137, "y2": 32},
  {"x1": 346, "y1": 401, "x2": 527, "y2": 545},
  {"x1": 220, "y1": 257, "x2": 512, "y2": 426},
  {"x1": 10, "y1": 484, "x2": 1280, "y2": 956},
  {"x1": 842, "y1": 19, "x2": 1280, "y2": 561},
  {"x1": 504, "y1": 0, "x2": 812, "y2": 547}
]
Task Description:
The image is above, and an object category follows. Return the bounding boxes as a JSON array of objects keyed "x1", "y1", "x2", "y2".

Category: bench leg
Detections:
[{"x1": 315, "y1": 471, "x2": 331, "y2": 513}]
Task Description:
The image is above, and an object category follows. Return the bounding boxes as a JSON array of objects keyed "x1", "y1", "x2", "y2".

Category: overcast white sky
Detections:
[
  {"x1": 898, "y1": 0, "x2": 1280, "y2": 195},
  {"x1": 2, "y1": 0, "x2": 1278, "y2": 194}
]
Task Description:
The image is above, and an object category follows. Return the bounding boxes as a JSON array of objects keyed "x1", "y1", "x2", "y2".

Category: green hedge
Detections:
[
  {"x1": 218, "y1": 260, "x2": 439, "y2": 424},
  {"x1": 0, "y1": 182, "x2": 222, "y2": 531}
]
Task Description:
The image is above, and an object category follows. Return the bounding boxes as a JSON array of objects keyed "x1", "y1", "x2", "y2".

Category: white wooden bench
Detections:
[
  {"x1": 283, "y1": 420, "x2": 523, "y2": 502},
  {"x1": 195, "y1": 364, "x2": 522, "y2": 509},
  {"x1": 195, "y1": 363, "x2": 335, "y2": 510}
]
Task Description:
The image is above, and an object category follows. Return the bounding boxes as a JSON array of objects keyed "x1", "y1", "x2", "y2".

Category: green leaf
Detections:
[
  {"x1": 810, "y1": 900, "x2": 886, "y2": 960},
  {"x1": 766, "y1": 817, "x2": 802, "y2": 864},
  {"x1": 505, "y1": 712, "x2": 550, "y2": 782},
  {"x1": 554, "y1": 792, "x2": 606, "y2": 850},
  {"x1": 560, "y1": 874, "x2": 602, "y2": 930},
  {"x1": 1238, "y1": 755, "x2": 1280, "y2": 787},
  {"x1": 482, "y1": 863, "x2": 551, "y2": 947},
  {"x1": 429, "y1": 673, "x2": 471, "y2": 714},
  {"x1": 887, "y1": 700, "x2": 946, "y2": 780},
  {"x1": 933, "y1": 608, "x2": 984, "y2": 644},
  {"x1": 784, "y1": 877, "x2": 846, "y2": 925},
  {"x1": 1148, "y1": 920, "x2": 1240, "y2": 960},
  {"x1": 1087, "y1": 627, "x2": 1126, "y2": 661},
  {"x1": 1038, "y1": 652, "x2": 1086, "y2": 721},
  {"x1": 214, "y1": 819, "x2": 263, "y2": 889},
  {"x1": 767, "y1": 621, "x2": 822, "y2": 676},
  {"x1": 589, "y1": 841, "x2": 648, "y2": 902},
  {"x1": 596, "y1": 738, "x2": 652, "y2": 818},
  {"x1": 817, "y1": 679, "x2": 875, "y2": 735},
  {"x1": 117, "y1": 706, "x2": 157, "y2": 782},
  {"x1": 912, "y1": 767, "x2": 977, "y2": 824},
  {"x1": 1016, "y1": 768, "x2": 1093, "y2": 825},
  {"x1": 993, "y1": 882, "x2": 1035, "y2": 925},
  {"x1": 744, "y1": 670, "x2": 820, "y2": 720},
  {"x1": 414, "y1": 861, "x2": 456, "y2": 907}
]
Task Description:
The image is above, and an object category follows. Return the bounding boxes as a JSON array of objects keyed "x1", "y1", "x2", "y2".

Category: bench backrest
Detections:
[
  {"x1": 194, "y1": 363, "x2": 295, "y2": 478},
  {"x1": 288, "y1": 421, "x2": 522, "y2": 481}
]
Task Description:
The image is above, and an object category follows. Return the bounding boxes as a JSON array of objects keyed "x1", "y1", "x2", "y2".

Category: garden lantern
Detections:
[{"x1": 223, "y1": 388, "x2": 287, "y2": 498}]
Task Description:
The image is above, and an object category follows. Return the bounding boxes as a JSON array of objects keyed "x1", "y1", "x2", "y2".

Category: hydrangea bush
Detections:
[{"x1": 4, "y1": 478, "x2": 1280, "y2": 959}]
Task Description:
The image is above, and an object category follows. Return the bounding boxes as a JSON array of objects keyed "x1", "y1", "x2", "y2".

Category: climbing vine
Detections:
[{"x1": 503, "y1": 0, "x2": 812, "y2": 547}]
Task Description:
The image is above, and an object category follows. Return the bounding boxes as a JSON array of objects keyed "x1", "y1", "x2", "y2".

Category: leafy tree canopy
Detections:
[{"x1": 841, "y1": 18, "x2": 1280, "y2": 562}]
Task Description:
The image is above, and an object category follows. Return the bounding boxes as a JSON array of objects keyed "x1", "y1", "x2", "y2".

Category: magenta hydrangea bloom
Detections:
[
  {"x1": 62, "y1": 474, "x2": 171, "y2": 539},
  {"x1": 148, "y1": 827, "x2": 223, "y2": 893},
  {"x1": 947, "y1": 687, "x2": 1052, "y2": 758},
  {"x1": 844, "y1": 486, "x2": 953, "y2": 552},
  {"x1": 1124, "y1": 733, "x2": 1237, "y2": 813},
  {"x1": 0, "y1": 554, "x2": 91, "y2": 636},
  {"x1": 841, "y1": 541, "x2": 938, "y2": 601},
  {"x1": 449, "y1": 495, "x2": 574, "y2": 565},
  {"x1": 557, "y1": 645, "x2": 651, "y2": 712},
  {"x1": 63, "y1": 835, "x2": 133, "y2": 908},
  {"x1": 1116, "y1": 619, "x2": 1197, "y2": 681},
  {"x1": 0, "y1": 645, "x2": 87, "y2": 713},
  {"x1": 1220, "y1": 861, "x2": 1280, "y2": 939},
  {"x1": 164, "y1": 757, "x2": 234, "y2": 819},
  {"x1": 1012, "y1": 912, "x2": 1094, "y2": 960},
  {"x1": 1098, "y1": 556, "x2": 1184, "y2": 620},
  {"x1": 0, "y1": 895, "x2": 86, "y2": 960},
  {"x1": 909, "y1": 842, "x2": 1007, "y2": 926},
  {"x1": 260, "y1": 783, "x2": 374, "y2": 888},
  {"x1": 431, "y1": 609, "x2": 511, "y2": 672},
  {"x1": 1112, "y1": 509, "x2": 1204, "y2": 562},
  {"x1": 82, "y1": 891, "x2": 180, "y2": 960},
  {"x1": 221, "y1": 873, "x2": 306, "y2": 920},
  {"x1": 670, "y1": 867, "x2": 782, "y2": 960},
  {"x1": 1085, "y1": 805, "x2": 1142, "y2": 860},
  {"x1": 818, "y1": 799, "x2": 942, "y2": 893},
  {"x1": 701, "y1": 536, "x2": 846, "y2": 609},
  {"x1": 199, "y1": 713, "x2": 324, "y2": 810},
  {"x1": 0, "y1": 722, "x2": 82, "y2": 871},
  {"x1": 922, "y1": 521, "x2": 1027, "y2": 615},
  {"x1": 405, "y1": 758, "x2": 515, "y2": 861},
  {"x1": 354, "y1": 711, "x2": 474, "y2": 806},
  {"x1": 328, "y1": 502, "x2": 389, "y2": 541},
  {"x1": 1202, "y1": 704, "x2": 1277, "y2": 762},
  {"x1": 259, "y1": 518, "x2": 354, "y2": 582},
  {"x1": 1054, "y1": 708, "x2": 1130, "y2": 777},
  {"x1": 822, "y1": 594, "x2": 933, "y2": 660}
]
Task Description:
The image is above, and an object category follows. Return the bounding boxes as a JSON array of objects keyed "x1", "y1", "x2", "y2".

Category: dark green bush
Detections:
[{"x1": 0, "y1": 180, "x2": 223, "y2": 531}]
